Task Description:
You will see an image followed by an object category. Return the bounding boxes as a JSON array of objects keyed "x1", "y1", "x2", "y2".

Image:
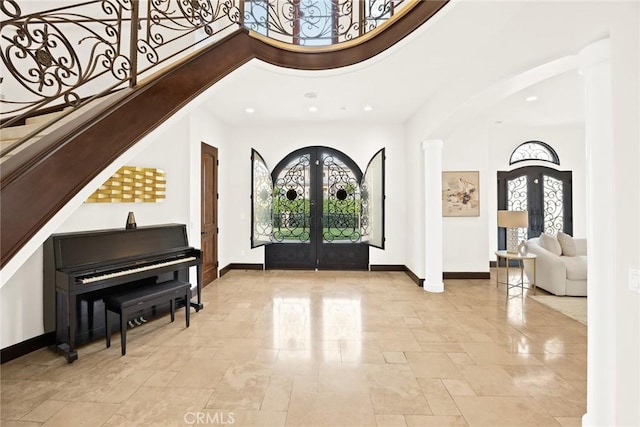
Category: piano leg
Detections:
[
  {"x1": 54, "y1": 290, "x2": 79, "y2": 363},
  {"x1": 189, "y1": 263, "x2": 204, "y2": 312},
  {"x1": 64, "y1": 293, "x2": 78, "y2": 363},
  {"x1": 57, "y1": 343, "x2": 78, "y2": 363}
]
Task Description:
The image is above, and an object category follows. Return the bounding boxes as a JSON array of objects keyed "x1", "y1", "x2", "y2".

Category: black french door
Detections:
[
  {"x1": 251, "y1": 146, "x2": 385, "y2": 270},
  {"x1": 497, "y1": 166, "x2": 573, "y2": 249}
]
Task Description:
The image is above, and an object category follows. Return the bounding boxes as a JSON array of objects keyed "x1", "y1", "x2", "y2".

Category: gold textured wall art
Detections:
[{"x1": 86, "y1": 166, "x2": 166, "y2": 203}]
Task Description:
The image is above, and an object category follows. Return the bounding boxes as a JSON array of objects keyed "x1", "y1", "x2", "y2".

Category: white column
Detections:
[
  {"x1": 579, "y1": 38, "x2": 616, "y2": 427},
  {"x1": 422, "y1": 139, "x2": 444, "y2": 293}
]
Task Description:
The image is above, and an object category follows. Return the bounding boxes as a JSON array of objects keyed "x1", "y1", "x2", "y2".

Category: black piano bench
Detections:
[{"x1": 104, "y1": 280, "x2": 191, "y2": 356}]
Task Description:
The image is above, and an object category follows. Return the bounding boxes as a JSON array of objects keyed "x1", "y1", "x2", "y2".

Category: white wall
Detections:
[
  {"x1": 0, "y1": 114, "x2": 195, "y2": 349},
  {"x1": 220, "y1": 122, "x2": 407, "y2": 267},
  {"x1": 441, "y1": 120, "x2": 490, "y2": 273},
  {"x1": 608, "y1": 5, "x2": 639, "y2": 424}
]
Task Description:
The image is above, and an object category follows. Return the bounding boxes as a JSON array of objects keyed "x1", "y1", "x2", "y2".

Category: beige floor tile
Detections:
[
  {"x1": 416, "y1": 379, "x2": 460, "y2": 416},
  {"x1": 554, "y1": 416, "x2": 583, "y2": 427},
  {"x1": 458, "y1": 365, "x2": 529, "y2": 397},
  {"x1": 376, "y1": 331, "x2": 423, "y2": 352},
  {"x1": 442, "y1": 379, "x2": 475, "y2": 396},
  {"x1": 459, "y1": 341, "x2": 543, "y2": 366},
  {"x1": 41, "y1": 401, "x2": 119, "y2": 427},
  {"x1": 375, "y1": 414, "x2": 408, "y2": 426},
  {"x1": 18, "y1": 400, "x2": 69, "y2": 423},
  {"x1": 319, "y1": 364, "x2": 369, "y2": 394},
  {"x1": 340, "y1": 340, "x2": 385, "y2": 364},
  {"x1": 405, "y1": 415, "x2": 468, "y2": 427},
  {"x1": 2, "y1": 270, "x2": 587, "y2": 427},
  {"x1": 286, "y1": 391, "x2": 376, "y2": 426},
  {"x1": 0, "y1": 421, "x2": 43, "y2": 427},
  {"x1": 208, "y1": 409, "x2": 287, "y2": 426},
  {"x1": 167, "y1": 358, "x2": 230, "y2": 389},
  {"x1": 446, "y1": 352, "x2": 475, "y2": 365},
  {"x1": 261, "y1": 375, "x2": 292, "y2": 411},
  {"x1": 367, "y1": 365, "x2": 432, "y2": 415},
  {"x1": 205, "y1": 362, "x2": 272, "y2": 410},
  {"x1": 0, "y1": 380, "x2": 63, "y2": 420},
  {"x1": 405, "y1": 352, "x2": 461, "y2": 379},
  {"x1": 453, "y1": 396, "x2": 558, "y2": 426},
  {"x1": 383, "y1": 351, "x2": 408, "y2": 364}
]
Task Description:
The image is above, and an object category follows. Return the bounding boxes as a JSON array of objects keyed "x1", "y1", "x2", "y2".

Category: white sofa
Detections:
[{"x1": 523, "y1": 236, "x2": 588, "y2": 296}]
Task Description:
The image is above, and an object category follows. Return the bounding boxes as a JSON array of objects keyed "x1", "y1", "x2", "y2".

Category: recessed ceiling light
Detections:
[
  {"x1": 304, "y1": 92, "x2": 318, "y2": 99},
  {"x1": 364, "y1": 105, "x2": 373, "y2": 112},
  {"x1": 309, "y1": 106, "x2": 318, "y2": 113},
  {"x1": 245, "y1": 107, "x2": 255, "y2": 113},
  {"x1": 526, "y1": 96, "x2": 538, "y2": 102}
]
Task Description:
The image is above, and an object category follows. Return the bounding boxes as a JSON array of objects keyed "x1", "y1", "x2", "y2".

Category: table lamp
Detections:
[{"x1": 498, "y1": 210, "x2": 528, "y2": 254}]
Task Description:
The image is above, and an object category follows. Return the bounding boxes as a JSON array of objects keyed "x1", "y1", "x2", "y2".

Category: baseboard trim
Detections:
[
  {"x1": 403, "y1": 267, "x2": 425, "y2": 287},
  {"x1": 1, "y1": 332, "x2": 55, "y2": 364},
  {"x1": 369, "y1": 264, "x2": 406, "y2": 271},
  {"x1": 220, "y1": 263, "x2": 264, "y2": 277},
  {"x1": 370, "y1": 264, "x2": 424, "y2": 287},
  {"x1": 443, "y1": 272, "x2": 491, "y2": 279}
]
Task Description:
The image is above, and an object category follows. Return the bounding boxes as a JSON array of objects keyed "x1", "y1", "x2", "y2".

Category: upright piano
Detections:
[{"x1": 43, "y1": 223, "x2": 203, "y2": 362}]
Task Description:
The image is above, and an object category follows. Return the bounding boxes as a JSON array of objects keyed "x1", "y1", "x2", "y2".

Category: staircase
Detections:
[
  {"x1": 1, "y1": 108, "x2": 72, "y2": 160},
  {"x1": 0, "y1": 1, "x2": 448, "y2": 270}
]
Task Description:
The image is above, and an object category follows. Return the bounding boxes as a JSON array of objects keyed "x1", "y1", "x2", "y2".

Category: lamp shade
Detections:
[{"x1": 497, "y1": 210, "x2": 528, "y2": 228}]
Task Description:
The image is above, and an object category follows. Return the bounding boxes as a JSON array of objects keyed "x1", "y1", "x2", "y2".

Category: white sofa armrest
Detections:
[{"x1": 523, "y1": 238, "x2": 569, "y2": 296}]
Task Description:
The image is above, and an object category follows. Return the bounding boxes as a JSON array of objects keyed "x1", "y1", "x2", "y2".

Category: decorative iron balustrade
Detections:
[
  {"x1": 1, "y1": 0, "x2": 410, "y2": 155},
  {"x1": 243, "y1": 0, "x2": 407, "y2": 45}
]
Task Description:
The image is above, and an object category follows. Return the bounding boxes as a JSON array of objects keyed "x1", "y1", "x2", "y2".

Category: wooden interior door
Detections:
[{"x1": 201, "y1": 143, "x2": 218, "y2": 284}]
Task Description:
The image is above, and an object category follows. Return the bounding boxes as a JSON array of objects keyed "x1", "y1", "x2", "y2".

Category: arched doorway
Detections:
[
  {"x1": 251, "y1": 146, "x2": 385, "y2": 270},
  {"x1": 497, "y1": 165, "x2": 573, "y2": 250}
]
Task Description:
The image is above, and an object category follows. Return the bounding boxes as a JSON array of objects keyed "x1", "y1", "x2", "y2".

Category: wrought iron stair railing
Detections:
[
  {"x1": 1, "y1": 0, "x2": 418, "y2": 158},
  {"x1": 0, "y1": 0, "x2": 448, "y2": 269}
]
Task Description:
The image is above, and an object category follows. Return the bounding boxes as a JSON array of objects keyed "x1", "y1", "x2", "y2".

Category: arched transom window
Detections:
[{"x1": 509, "y1": 140, "x2": 560, "y2": 165}]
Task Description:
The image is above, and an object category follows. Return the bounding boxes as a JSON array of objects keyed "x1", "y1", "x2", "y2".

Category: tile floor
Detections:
[{"x1": 1, "y1": 269, "x2": 587, "y2": 426}]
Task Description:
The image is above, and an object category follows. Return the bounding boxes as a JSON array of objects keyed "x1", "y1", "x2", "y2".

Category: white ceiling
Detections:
[{"x1": 202, "y1": 1, "x2": 618, "y2": 130}]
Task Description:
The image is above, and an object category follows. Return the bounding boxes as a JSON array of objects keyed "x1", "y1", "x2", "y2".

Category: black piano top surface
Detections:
[{"x1": 50, "y1": 223, "x2": 192, "y2": 271}]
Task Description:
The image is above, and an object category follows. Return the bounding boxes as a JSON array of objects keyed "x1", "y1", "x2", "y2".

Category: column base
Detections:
[{"x1": 423, "y1": 281, "x2": 444, "y2": 293}]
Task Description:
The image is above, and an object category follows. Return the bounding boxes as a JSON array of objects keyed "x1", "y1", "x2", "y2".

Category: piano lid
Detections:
[{"x1": 51, "y1": 223, "x2": 191, "y2": 270}]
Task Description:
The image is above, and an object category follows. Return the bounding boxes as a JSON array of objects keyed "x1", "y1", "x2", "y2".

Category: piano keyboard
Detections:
[{"x1": 79, "y1": 256, "x2": 197, "y2": 284}]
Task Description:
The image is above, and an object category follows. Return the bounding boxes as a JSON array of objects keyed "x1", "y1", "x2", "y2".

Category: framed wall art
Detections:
[{"x1": 442, "y1": 171, "x2": 480, "y2": 217}]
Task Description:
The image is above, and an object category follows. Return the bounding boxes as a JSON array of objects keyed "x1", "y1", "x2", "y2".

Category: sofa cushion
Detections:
[
  {"x1": 557, "y1": 231, "x2": 577, "y2": 256},
  {"x1": 539, "y1": 233, "x2": 562, "y2": 256},
  {"x1": 561, "y1": 255, "x2": 588, "y2": 280}
]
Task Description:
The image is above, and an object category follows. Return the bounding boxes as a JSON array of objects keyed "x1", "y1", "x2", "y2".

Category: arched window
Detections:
[{"x1": 509, "y1": 141, "x2": 560, "y2": 165}]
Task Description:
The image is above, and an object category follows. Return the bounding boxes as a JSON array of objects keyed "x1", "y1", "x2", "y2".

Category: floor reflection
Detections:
[
  {"x1": 271, "y1": 296, "x2": 363, "y2": 362},
  {"x1": 272, "y1": 297, "x2": 310, "y2": 352}
]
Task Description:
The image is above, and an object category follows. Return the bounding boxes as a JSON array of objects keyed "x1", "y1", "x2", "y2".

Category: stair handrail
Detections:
[{"x1": 0, "y1": 0, "x2": 416, "y2": 155}]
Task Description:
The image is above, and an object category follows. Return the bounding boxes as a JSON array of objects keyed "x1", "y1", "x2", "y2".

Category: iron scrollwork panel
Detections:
[
  {"x1": 322, "y1": 153, "x2": 361, "y2": 243},
  {"x1": 0, "y1": 0, "x2": 134, "y2": 121},
  {"x1": 361, "y1": 148, "x2": 385, "y2": 249},
  {"x1": 272, "y1": 154, "x2": 311, "y2": 243},
  {"x1": 543, "y1": 175, "x2": 564, "y2": 235},
  {"x1": 241, "y1": 0, "x2": 405, "y2": 45},
  {"x1": 251, "y1": 149, "x2": 273, "y2": 248},
  {"x1": 506, "y1": 175, "x2": 529, "y2": 242},
  {"x1": 137, "y1": 0, "x2": 240, "y2": 74}
]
